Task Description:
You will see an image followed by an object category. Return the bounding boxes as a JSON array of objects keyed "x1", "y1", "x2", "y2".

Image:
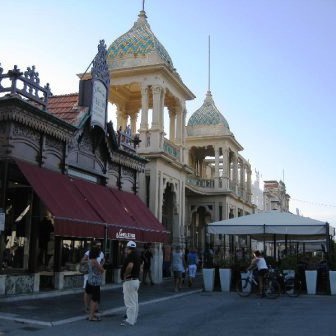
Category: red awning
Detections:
[
  {"x1": 16, "y1": 160, "x2": 105, "y2": 238},
  {"x1": 16, "y1": 160, "x2": 168, "y2": 242},
  {"x1": 111, "y1": 189, "x2": 169, "y2": 243}
]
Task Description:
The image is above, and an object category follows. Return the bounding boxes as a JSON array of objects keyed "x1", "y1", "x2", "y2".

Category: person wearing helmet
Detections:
[{"x1": 120, "y1": 241, "x2": 142, "y2": 326}]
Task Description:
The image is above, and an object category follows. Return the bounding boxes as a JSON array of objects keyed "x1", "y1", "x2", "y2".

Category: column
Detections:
[
  {"x1": 116, "y1": 106, "x2": 127, "y2": 131},
  {"x1": 239, "y1": 160, "x2": 245, "y2": 197},
  {"x1": 232, "y1": 153, "x2": 238, "y2": 194},
  {"x1": 214, "y1": 146, "x2": 220, "y2": 188},
  {"x1": 168, "y1": 107, "x2": 176, "y2": 142},
  {"x1": 246, "y1": 164, "x2": 252, "y2": 202},
  {"x1": 151, "y1": 85, "x2": 161, "y2": 130},
  {"x1": 222, "y1": 147, "x2": 229, "y2": 190},
  {"x1": 130, "y1": 112, "x2": 138, "y2": 135},
  {"x1": 175, "y1": 102, "x2": 183, "y2": 145},
  {"x1": 140, "y1": 86, "x2": 149, "y2": 131}
]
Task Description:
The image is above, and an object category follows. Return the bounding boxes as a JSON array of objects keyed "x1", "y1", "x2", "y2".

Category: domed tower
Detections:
[
  {"x1": 107, "y1": 6, "x2": 195, "y2": 249},
  {"x1": 184, "y1": 39, "x2": 253, "y2": 251},
  {"x1": 107, "y1": 8, "x2": 194, "y2": 149}
]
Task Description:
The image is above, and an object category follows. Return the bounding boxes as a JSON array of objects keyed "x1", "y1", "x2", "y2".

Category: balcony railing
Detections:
[
  {"x1": 0, "y1": 64, "x2": 52, "y2": 110},
  {"x1": 163, "y1": 139, "x2": 180, "y2": 160}
]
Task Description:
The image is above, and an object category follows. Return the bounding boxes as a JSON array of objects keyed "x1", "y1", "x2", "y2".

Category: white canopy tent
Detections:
[{"x1": 207, "y1": 211, "x2": 335, "y2": 243}]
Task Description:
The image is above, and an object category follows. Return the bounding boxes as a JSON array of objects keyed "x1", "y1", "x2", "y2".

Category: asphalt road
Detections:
[{"x1": 1, "y1": 290, "x2": 334, "y2": 336}]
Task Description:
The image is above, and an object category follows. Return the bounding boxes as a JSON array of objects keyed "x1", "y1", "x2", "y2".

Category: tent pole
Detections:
[
  {"x1": 273, "y1": 234, "x2": 276, "y2": 261},
  {"x1": 326, "y1": 222, "x2": 330, "y2": 259},
  {"x1": 263, "y1": 224, "x2": 266, "y2": 254},
  {"x1": 285, "y1": 235, "x2": 288, "y2": 257}
]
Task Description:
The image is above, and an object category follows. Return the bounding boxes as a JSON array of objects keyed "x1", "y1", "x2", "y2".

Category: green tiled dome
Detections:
[
  {"x1": 107, "y1": 10, "x2": 174, "y2": 68},
  {"x1": 187, "y1": 91, "x2": 230, "y2": 129}
]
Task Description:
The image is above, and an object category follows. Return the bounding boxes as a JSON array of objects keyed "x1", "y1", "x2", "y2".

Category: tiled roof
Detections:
[
  {"x1": 187, "y1": 91, "x2": 230, "y2": 129},
  {"x1": 108, "y1": 10, "x2": 174, "y2": 68},
  {"x1": 47, "y1": 93, "x2": 88, "y2": 126}
]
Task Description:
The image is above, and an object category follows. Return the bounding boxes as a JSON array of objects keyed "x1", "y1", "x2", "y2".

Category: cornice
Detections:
[{"x1": 0, "y1": 96, "x2": 76, "y2": 142}]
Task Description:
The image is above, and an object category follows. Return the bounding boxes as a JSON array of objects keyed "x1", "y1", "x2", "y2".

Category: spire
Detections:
[{"x1": 208, "y1": 35, "x2": 211, "y2": 92}]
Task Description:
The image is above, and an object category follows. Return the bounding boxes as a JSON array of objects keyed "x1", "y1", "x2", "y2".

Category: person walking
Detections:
[
  {"x1": 141, "y1": 243, "x2": 154, "y2": 285},
  {"x1": 187, "y1": 248, "x2": 199, "y2": 287},
  {"x1": 82, "y1": 240, "x2": 104, "y2": 313},
  {"x1": 85, "y1": 244, "x2": 105, "y2": 321},
  {"x1": 120, "y1": 241, "x2": 142, "y2": 326},
  {"x1": 171, "y1": 245, "x2": 186, "y2": 292}
]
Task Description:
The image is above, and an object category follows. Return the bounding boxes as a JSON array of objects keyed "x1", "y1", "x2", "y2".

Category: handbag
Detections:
[{"x1": 79, "y1": 260, "x2": 89, "y2": 274}]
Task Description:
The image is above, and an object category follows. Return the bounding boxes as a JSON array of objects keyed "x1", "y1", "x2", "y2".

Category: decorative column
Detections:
[
  {"x1": 140, "y1": 86, "x2": 149, "y2": 131},
  {"x1": 239, "y1": 160, "x2": 245, "y2": 198},
  {"x1": 168, "y1": 107, "x2": 176, "y2": 142},
  {"x1": 175, "y1": 102, "x2": 183, "y2": 145},
  {"x1": 232, "y1": 153, "x2": 238, "y2": 194},
  {"x1": 181, "y1": 103, "x2": 188, "y2": 164},
  {"x1": 246, "y1": 164, "x2": 252, "y2": 202},
  {"x1": 130, "y1": 111, "x2": 138, "y2": 136},
  {"x1": 116, "y1": 105, "x2": 127, "y2": 131},
  {"x1": 151, "y1": 85, "x2": 162, "y2": 130},
  {"x1": 214, "y1": 146, "x2": 220, "y2": 189},
  {"x1": 159, "y1": 88, "x2": 165, "y2": 131},
  {"x1": 222, "y1": 147, "x2": 229, "y2": 190}
]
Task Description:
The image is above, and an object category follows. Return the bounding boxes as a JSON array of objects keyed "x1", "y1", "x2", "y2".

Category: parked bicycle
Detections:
[
  {"x1": 236, "y1": 270, "x2": 280, "y2": 299},
  {"x1": 267, "y1": 266, "x2": 302, "y2": 297}
]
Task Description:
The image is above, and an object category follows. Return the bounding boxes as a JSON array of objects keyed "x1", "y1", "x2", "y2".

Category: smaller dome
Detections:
[{"x1": 187, "y1": 91, "x2": 230, "y2": 129}]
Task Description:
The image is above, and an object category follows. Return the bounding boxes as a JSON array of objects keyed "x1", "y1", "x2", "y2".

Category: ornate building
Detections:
[
  {"x1": 105, "y1": 9, "x2": 195, "y2": 247},
  {"x1": 105, "y1": 7, "x2": 255, "y2": 255}
]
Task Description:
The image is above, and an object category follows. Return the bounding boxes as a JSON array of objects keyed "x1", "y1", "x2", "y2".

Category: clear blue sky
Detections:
[{"x1": 1, "y1": 0, "x2": 335, "y2": 226}]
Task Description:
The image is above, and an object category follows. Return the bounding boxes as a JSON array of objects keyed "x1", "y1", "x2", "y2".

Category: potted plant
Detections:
[
  {"x1": 305, "y1": 255, "x2": 320, "y2": 295},
  {"x1": 279, "y1": 255, "x2": 298, "y2": 279},
  {"x1": 202, "y1": 245, "x2": 215, "y2": 291},
  {"x1": 328, "y1": 241, "x2": 336, "y2": 295},
  {"x1": 218, "y1": 257, "x2": 233, "y2": 292}
]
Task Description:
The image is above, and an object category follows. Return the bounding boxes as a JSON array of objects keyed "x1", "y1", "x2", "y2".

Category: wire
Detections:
[{"x1": 291, "y1": 198, "x2": 336, "y2": 208}]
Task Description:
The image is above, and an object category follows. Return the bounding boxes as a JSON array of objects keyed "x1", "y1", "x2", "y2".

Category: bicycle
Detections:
[
  {"x1": 268, "y1": 266, "x2": 302, "y2": 297},
  {"x1": 236, "y1": 270, "x2": 280, "y2": 299}
]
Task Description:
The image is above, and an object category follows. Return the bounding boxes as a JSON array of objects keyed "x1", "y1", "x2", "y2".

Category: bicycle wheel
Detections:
[
  {"x1": 236, "y1": 278, "x2": 252, "y2": 297},
  {"x1": 264, "y1": 278, "x2": 280, "y2": 299},
  {"x1": 285, "y1": 277, "x2": 301, "y2": 297}
]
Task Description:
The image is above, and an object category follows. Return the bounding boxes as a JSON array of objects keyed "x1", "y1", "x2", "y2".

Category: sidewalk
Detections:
[{"x1": 0, "y1": 276, "x2": 203, "y2": 326}]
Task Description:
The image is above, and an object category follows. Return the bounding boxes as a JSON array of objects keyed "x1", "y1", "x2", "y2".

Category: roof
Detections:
[
  {"x1": 47, "y1": 93, "x2": 88, "y2": 126},
  {"x1": 107, "y1": 10, "x2": 174, "y2": 70},
  {"x1": 207, "y1": 211, "x2": 334, "y2": 240},
  {"x1": 187, "y1": 91, "x2": 230, "y2": 136}
]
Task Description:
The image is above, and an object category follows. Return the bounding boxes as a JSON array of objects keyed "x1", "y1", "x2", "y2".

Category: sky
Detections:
[{"x1": 1, "y1": 0, "x2": 336, "y2": 227}]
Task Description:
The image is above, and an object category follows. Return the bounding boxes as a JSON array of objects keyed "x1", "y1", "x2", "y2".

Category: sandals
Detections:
[{"x1": 88, "y1": 316, "x2": 102, "y2": 322}]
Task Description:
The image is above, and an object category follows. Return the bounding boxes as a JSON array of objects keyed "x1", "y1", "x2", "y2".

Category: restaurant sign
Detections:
[{"x1": 116, "y1": 229, "x2": 136, "y2": 240}]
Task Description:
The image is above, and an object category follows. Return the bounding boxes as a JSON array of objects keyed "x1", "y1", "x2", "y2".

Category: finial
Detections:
[{"x1": 142, "y1": 0, "x2": 145, "y2": 11}]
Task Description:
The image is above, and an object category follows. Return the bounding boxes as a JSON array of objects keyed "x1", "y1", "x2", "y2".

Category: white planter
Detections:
[
  {"x1": 329, "y1": 271, "x2": 336, "y2": 295},
  {"x1": 202, "y1": 268, "x2": 215, "y2": 291},
  {"x1": 305, "y1": 270, "x2": 317, "y2": 295},
  {"x1": 219, "y1": 268, "x2": 231, "y2": 292}
]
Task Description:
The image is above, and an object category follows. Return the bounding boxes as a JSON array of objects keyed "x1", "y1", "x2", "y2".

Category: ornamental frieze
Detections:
[
  {"x1": 0, "y1": 104, "x2": 73, "y2": 142},
  {"x1": 12, "y1": 124, "x2": 40, "y2": 143}
]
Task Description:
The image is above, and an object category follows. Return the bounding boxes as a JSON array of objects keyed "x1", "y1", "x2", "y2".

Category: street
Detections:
[{"x1": 0, "y1": 290, "x2": 334, "y2": 336}]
